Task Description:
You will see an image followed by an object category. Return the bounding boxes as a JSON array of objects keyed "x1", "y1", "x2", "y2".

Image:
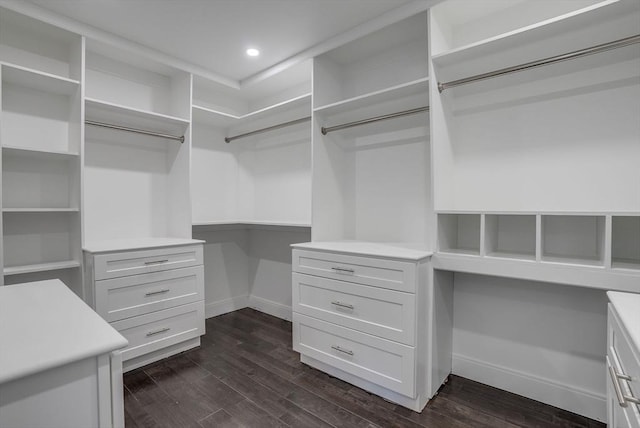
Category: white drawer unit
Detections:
[
  {"x1": 291, "y1": 242, "x2": 450, "y2": 413},
  {"x1": 293, "y1": 272, "x2": 416, "y2": 345},
  {"x1": 85, "y1": 240, "x2": 205, "y2": 372},
  {"x1": 607, "y1": 292, "x2": 640, "y2": 428}
]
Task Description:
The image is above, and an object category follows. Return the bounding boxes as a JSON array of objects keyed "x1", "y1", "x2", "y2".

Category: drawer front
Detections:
[
  {"x1": 293, "y1": 313, "x2": 415, "y2": 397},
  {"x1": 93, "y1": 245, "x2": 203, "y2": 280},
  {"x1": 95, "y1": 266, "x2": 204, "y2": 322},
  {"x1": 112, "y1": 301, "x2": 204, "y2": 362},
  {"x1": 293, "y1": 272, "x2": 415, "y2": 345},
  {"x1": 292, "y1": 249, "x2": 416, "y2": 293},
  {"x1": 608, "y1": 306, "x2": 640, "y2": 419}
]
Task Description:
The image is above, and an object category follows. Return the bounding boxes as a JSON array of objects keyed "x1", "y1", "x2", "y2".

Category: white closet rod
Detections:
[
  {"x1": 85, "y1": 120, "x2": 185, "y2": 143},
  {"x1": 225, "y1": 117, "x2": 311, "y2": 143},
  {"x1": 438, "y1": 34, "x2": 640, "y2": 92},
  {"x1": 321, "y1": 106, "x2": 429, "y2": 135}
]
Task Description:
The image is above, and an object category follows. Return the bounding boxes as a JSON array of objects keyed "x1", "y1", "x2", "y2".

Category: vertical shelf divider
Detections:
[
  {"x1": 535, "y1": 214, "x2": 542, "y2": 262},
  {"x1": 604, "y1": 215, "x2": 613, "y2": 269}
]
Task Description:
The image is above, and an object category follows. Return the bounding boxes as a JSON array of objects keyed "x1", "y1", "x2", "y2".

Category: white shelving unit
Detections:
[
  {"x1": 437, "y1": 213, "x2": 480, "y2": 255},
  {"x1": 312, "y1": 11, "x2": 430, "y2": 245},
  {"x1": 0, "y1": 13, "x2": 83, "y2": 293},
  {"x1": 191, "y1": 60, "x2": 312, "y2": 226},
  {"x1": 83, "y1": 40, "x2": 192, "y2": 246}
]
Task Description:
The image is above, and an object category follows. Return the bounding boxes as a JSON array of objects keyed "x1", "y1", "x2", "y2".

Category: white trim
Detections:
[
  {"x1": 248, "y1": 295, "x2": 292, "y2": 321},
  {"x1": 205, "y1": 295, "x2": 249, "y2": 319},
  {"x1": 452, "y1": 353, "x2": 606, "y2": 422}
]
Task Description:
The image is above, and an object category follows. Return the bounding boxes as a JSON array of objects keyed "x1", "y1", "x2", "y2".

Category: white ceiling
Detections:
[{"x1": 26, "y1": 0, "x2": 416, "y2": 84}]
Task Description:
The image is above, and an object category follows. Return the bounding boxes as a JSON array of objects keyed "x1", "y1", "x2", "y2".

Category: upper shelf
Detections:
[
  {"x1": 1, "y1": 63, "x2": 79, "y2": 96},
  {"x1": 432, "y1": 0, "x2": 640, "y2": 85},
  {"x1": 192, "y1": 93, "x2": 311, "y2": 129},
  {"x1": 85, "y1": 97, "x2": 190, "y2": 139}
]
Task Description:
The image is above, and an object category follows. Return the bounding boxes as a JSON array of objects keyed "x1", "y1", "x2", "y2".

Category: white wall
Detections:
[
  {"x1": 193, "y1": 227, "x2": 310, "y2": 320},
  {"x1": 452, "y1": 272, "x2": 608, "y2": 421}
]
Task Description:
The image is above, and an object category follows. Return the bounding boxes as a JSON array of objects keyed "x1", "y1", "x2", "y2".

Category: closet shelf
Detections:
[
  {"x1": 83, "y1": 237, "x2": 205, "y2": 254},
  {"x1": 314, "y1": 78, "x2": 429, "y2": 117},
  {"x1": 1, "y1": 62, "x2": 80, "y2": 95},
  {"x1": 3, "y1": 260, "x2": 81, "y2": 276},
  {"x1": 193, "y1": 220, "x2": 311, "y2": 231},
  {"x1": 85, "y1": 98, "x2": 189, "y2": 138},
  {"x1": 192, "y1": 93, "x2": 311, "y2": 129},
  {"x1": 432, "y1": 0, "x2": 637, "y2": 67},
  {"x1": 2, "y1": 145, "x2": 79, "y2": 160}
]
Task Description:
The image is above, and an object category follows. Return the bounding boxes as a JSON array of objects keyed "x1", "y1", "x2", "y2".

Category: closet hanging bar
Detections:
[
  {"x1": 321, "y1": 106, "x2": 429, "y2": 135},
  {"x1": 438, "y1": 34, "x2": 640, "y2": 92},
  {"x1": 85, "y1": 120, "x2": 185, "y2": 143},
  {"x1": 225, "y1": 117, "x2": 311, "y2": 143}
]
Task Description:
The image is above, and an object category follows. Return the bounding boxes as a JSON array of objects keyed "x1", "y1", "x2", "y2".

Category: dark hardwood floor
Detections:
[{"x1": 124, "y1": 308, "x2": 605, "y2": 428}]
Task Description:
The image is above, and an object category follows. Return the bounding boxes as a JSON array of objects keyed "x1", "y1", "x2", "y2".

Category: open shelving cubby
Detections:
[
  {"x1": 484, "y1": 214, "x2": 536, "y2": 260},
  {"x1": 437, "y1": 213, "x2": 481, "y2": 255},
  {"x1": 611, "y1": 215, "x2": 640, "y2": 270},
  {"x1": 190, "y1": 60, "x2": 312, "y2": 227},
  {"x1": 541, "y1": 215, "x2": 605, "y2": 266}
]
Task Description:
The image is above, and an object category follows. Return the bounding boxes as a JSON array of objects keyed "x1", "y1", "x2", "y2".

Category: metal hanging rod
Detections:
[
  {"x1": 438, "y1": 34, "x2": 640, "y2": 92},
  {"x1": 225, "y1": 117, "x2": 311, "y2": 143},
  {"x1": 321, "y1": 106, "x2": 429, "y2": 135},
  {"x1": 85, "y1": 120, "x2": 185, "y2": 143}
]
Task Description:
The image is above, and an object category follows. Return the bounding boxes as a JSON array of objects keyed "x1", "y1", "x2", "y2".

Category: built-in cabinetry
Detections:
[
  {"x1": 0, "y1": 9, "x2": 83, "y2": 293},
  {"x1": 0, "y1": 279, "x2": 127, "y2": 428},
  {"x1": 607, "y1": 291, "x2": 640, "y2": 428},
  {"x1": 84, "y1": 240, "x2": 204, "y2": 371},
  {"x1": 291, "y1": 242, "x2": 450, "y2": 412}
]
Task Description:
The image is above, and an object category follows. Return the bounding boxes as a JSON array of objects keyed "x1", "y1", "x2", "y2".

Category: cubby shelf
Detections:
[
  {"x1": 1, "y1": 63, "x2": 80, "y2": 95},
  {"x1": 192, "y1": 93, "x2": 311, "y2": 129},
  {"x1": 2, "y1": 208, "x2": 79, "y2": 213},
  {"x1": 3, "y1": 260, "x2": 81, "y2": 277},
  {"x1": 434, "y1": 212, "x2": 640, "y2": 291},
  {"x1": 85, "y1": 97, "x2": 190, "y2": 138},
  {"x1": 2, "y1": 145, "x2": 78, "y2": 159}
]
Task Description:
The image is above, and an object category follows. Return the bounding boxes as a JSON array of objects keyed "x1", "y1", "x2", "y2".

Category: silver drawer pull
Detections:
[
  {"x1": 146, "y1": 327, "x2": 170, "y2": 337},
  {"x1": 609, "y1": 363, "x2": 640, "y2": 406},
  {"x1": 145, "y1": 259, "x2": 169, "y2": 265},
  {"x1": 331, "y1": 345, "x2": 354, "y2": 356},
  {"x1": 145, "y1": 289, "x2": 170, "y2": 297},
  {"x1": 331, "y1": 301, "x2": 354, "y2": 310},
  {"x1": 331, "y1": 266, "x2": 354, "y2": 274}
]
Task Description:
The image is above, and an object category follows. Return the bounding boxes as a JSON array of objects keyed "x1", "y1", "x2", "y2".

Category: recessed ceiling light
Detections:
[{"x1": 246, "y1": 48, "x2": 260, "y2": 57}]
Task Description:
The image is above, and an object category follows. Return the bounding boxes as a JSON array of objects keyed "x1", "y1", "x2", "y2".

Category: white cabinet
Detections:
[
  {"x1": 291, "y1": 242, "x2": 450, "y2": 412},
  {"x1": 84, "y1": 240, "x2": 205, "y2": 372},
  {"x1": 607, "y1": 292, "x2": 640, "y2": 428},
  {"x1": 0, "y1": 279, "x2": 127, "y2": 428}
]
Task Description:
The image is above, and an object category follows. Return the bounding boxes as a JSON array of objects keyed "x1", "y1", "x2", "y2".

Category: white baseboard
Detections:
[
  {"x1": 205, "y1": 295, "x2": 249, "y2": 318},
  {"x1": 248, "y1": 295, "x2": 292, "y2": 321},
  {"x1": 452, "y1": 353, "x2": 606, "y2": 422}
]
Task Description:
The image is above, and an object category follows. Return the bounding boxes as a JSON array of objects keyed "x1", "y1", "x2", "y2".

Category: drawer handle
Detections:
[
  {"x1": 146, "y1": 327, "x2": 170, "y2": 337},
  {"x1": 331, "y1": 266, "x2": 354, "y2": 274},
  {"x1": 145, "y1": 289, "x2": 170, "y2": 297},
  {"x1": 145, "y1": 259, "x2": 169, "y2": 265},
  {"x1": 608, "y1": 362, "x2": 640, "y2": 406},
  {"x1": 331, "y1": 301, "x2": 354, "y2": 310},
  {"x1": 331, "y1": 345, "x2": 354, "y2": 356}
]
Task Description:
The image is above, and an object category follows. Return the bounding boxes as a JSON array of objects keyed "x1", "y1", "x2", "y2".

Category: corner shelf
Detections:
[
  {"x1": 3, "y1": 260, "x2": 81, "y2": 276},
  {"x1": 192, "y1": 93, "x2": 311, "y2": 129}
]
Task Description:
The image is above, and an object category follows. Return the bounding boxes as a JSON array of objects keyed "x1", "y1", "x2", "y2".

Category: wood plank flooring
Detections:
[{"x1": 124, "y1": 308, "x2": 605, "y2": 428}]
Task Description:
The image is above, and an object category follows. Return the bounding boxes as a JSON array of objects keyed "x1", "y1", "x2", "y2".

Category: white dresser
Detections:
[
  {"x1": 0, "y1": 280, "x2": 128, "y2": 428},
  {"x1": 607, "y1": 291, "x2": 640, "y2": 428},
  {"x1": 291, "y1": 241, "x2": 451, "y2": 412},
  {"x1": 84, "y1": 238, "x2": 205, "y2": 372}
]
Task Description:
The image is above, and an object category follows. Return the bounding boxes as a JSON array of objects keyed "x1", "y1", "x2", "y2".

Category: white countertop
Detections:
[
  {"x1": 83, "y1": 237, "x2": 204, "y2": 253},
  {"x1": 291, "y1": 241, "x2": 433, "y2": 261},
  {"x1": 0, "y1": 280, "x2": 128, "y2": 384},
  {"x1": 608, "y1": 291, "x2": 640, "y2": 353}
]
